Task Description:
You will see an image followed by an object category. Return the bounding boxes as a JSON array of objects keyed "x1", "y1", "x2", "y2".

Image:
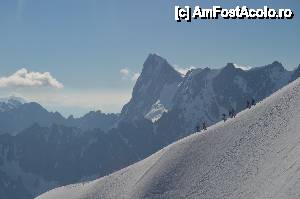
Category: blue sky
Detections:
[{"x1": 0, "y1": 0, "x2": 299, "y2": 117}]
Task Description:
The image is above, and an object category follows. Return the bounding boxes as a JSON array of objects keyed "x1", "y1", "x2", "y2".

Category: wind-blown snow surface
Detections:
[{"x1": 37, "y1": 79, "x2": 300, "y2": 199}]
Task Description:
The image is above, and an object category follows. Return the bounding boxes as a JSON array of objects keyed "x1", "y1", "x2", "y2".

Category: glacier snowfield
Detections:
[{"x1": 37, "y1": 79, "x2": 300, "y2": 199}]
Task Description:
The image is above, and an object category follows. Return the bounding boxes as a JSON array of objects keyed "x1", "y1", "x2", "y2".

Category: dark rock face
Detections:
[
  {"x1": 0, "y1": 122, "x2": 145, "y2": 197},
  {"x1": 0, "y1": 170, "x2": 32, "y2": 199},
  {"x1": 0, "y1": 119, "x2": 163, "y2": 198},
  {"x1": 121, "y1": 54, "x2": 182, "y2": 121},
  {"x1": 123, "y1": 59, "x2": 293, "y2": 138},
  {"x1": 291, "y1": 64, "x2": 300, "y2": 81}
]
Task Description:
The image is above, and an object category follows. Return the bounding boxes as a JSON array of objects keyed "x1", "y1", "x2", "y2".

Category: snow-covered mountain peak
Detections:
[
  {"x1": 233, "y1": 63, "x2": 252, "y2": 71},
  {"x1": 0, "y1": 96, "x2": 27, "y2": 111},
  {"x1": 185, "y1": 67, "x2": 205, "y2": 78},
  {"x1": 121, "y1": 54, "x2": 182, "y2": 121},
  {"x1": 121, "y1": 55, "x2": 295, "y2": 125},
  {"x1": 0, "y1": 95, "x2": 27, "y2": 104}
]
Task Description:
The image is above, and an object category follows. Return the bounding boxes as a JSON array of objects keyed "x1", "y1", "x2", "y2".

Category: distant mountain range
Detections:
[
  {"x1": 0, "y1": 54, "x2": 299, "y2": 199},
  {"x1": 122, "y1": 54, "x2": 299, "y2": 138},
  {"x1": 0, "y1": 98, "x2": 119, "y2": 135}
]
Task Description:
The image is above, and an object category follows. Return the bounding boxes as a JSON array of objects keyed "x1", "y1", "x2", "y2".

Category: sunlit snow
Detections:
[{"x1": 37, "y1": 79, "x2": 300, "y2": 199}]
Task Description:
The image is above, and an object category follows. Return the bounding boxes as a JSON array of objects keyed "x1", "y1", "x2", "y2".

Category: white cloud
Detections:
[
  {"x1": 120, "y1": 68, "x2": 139, "y2": 82},
  {"x1": 0, "y1": 68, "x2": 63, "y2": 89},
  {"x1": 174, "y1": 65, "x2": 196, "y2": 75},
  {"x1": 120, "y1": 68, "x2": 130, "y2": 79},
  {"x1": 131, "y1": 73, "x2": 140, "y2": 81}
]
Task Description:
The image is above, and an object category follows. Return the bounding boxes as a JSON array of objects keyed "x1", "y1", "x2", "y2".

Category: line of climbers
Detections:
[{"x1": 196, "y1": 98, "x2": 256, "y2": 132}]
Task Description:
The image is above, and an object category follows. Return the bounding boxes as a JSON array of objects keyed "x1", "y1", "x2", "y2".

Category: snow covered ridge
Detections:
[
  {"x1": 0, "y1": 96, "x2": 27, "y2": 111},
  {"x1": 0, "y1": 96, "x2": 27, "y2": 104},
  {"x1": 121, "y1": 54, "x2": 298, "y2": 137},
  {"x1": 37, "y1": 78, "x2": 300, "y2": 199}
]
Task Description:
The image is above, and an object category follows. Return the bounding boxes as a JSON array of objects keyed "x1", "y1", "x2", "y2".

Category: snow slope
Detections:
[{"x1": 37, "y1": 78, "x2": 300, "y2": 199}]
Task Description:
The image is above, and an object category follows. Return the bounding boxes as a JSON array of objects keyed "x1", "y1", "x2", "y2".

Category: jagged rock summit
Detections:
[
  {"x1": 121, "y1": 53, "x2": 182, "y2": 122},
  {"x1": 120, "y1": 55, "x2": 297, "y2": 135}
]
